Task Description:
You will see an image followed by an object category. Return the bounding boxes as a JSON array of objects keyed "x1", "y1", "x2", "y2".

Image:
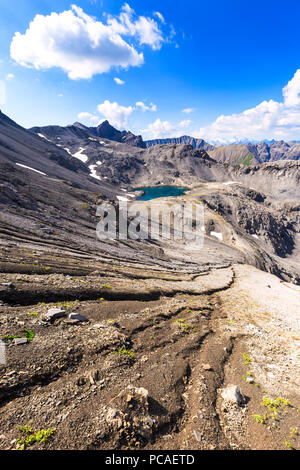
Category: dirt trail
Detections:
[{"x1": 0, "y1": 261, "x2": 299, "y2": 450}]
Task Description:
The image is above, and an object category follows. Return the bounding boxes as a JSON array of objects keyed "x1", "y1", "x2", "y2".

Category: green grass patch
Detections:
[{"x1": 16, "y1": 424, "x2": 55, "y2": 450}]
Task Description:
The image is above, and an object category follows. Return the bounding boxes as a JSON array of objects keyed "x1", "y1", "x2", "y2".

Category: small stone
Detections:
[
  {"x1": 77, "y1": 377, "x2": 86, "y2": 386},
  {"x1": 68, "y1": 313, "x2": 88, "y2": 322},
  {"x1": 193, "y1": 430, "x2": 202, "y2": 442},
  {"x1": 2, "y1": 282, "x2": 15, "y2": 289},
  {"x1": 13, "y1": 338, "x2": 28, "y2": 346},
  {"x1": 45, "y1": 308, "x2": 66, "y2": 321},
  {"x1": 203, "y1": 363, "x2": 213, "y2": 371}
]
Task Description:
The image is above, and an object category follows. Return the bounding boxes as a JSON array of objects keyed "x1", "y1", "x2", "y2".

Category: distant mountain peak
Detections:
[{"x1": 96, "y1": 120, "x2": 146, "y2": 148}]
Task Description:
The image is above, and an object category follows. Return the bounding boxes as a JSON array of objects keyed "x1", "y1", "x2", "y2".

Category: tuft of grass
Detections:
[
  {"x1": 26, "y1": 312, "x2": 40, "y2": 317},
  {"x1": 253, "y1": 414, "x2": 267, "y2": 424},
  {"x1": 113, "y1": 348, "x2": 134, "y2": 358},
  {"x1": 3, "y1": 334, "x2": 22, "y2": 342},
  {"x1": 102, "y1": 284, "x2": 112, "y2": 289},
  {"x1": 24, "y1": 329, "x2": 35, "y2": 341},
  {"x1": 174, "y1": 318, "x2": 195, "y2": 334},
  {"x1": 284, "y1": 441, "x2": 293, "y2": 449},
  {"x1": 242, "y1": 353, "x2": 252, "y2": 365},
  {"x1": 16, "y1": 424, "x2": 55, "y2": 450}
]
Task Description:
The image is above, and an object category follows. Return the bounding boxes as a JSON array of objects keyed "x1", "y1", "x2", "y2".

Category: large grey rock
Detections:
[
  {"x1": 45, "y1": 308, "x2": 66, "y2": 321},
  {"x1": 68, "y1": 313, "x2": 88, "y2": 322},
  {"x1": 13, "y1": 338, "x2": 28, "y2": 346}
]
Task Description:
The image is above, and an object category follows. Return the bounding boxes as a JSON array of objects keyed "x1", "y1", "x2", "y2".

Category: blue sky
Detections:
[{"x1": 1, "y1": 0, "x2": 300, "y2": 143}]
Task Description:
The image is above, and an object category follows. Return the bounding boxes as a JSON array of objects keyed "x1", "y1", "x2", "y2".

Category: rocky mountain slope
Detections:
[
  {"x1": 0, "y1": 111, "x2": 299, "y2": 450},
  {"x1": 145, "y1": 133, "x2": 300, "y2": 165},
  {"x1": 145, "y1": 135, "x2": 214, "y2": 152},
  {"x1": 30, "y1": 120, "x2": 146, "y2": 150},
  {"x1": 209, "y1": 141, "x2": 300, "y2": 165}
]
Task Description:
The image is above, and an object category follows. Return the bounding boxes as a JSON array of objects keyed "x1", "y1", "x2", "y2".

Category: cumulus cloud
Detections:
[
  {"x1": 97, "y1": 100, "x2": 133, "y2": 128},
  {"x1": 6, "y1": 73, "x2": 15, "y2": 81},
  {"x1": 107, "y1": 3, "x2": 164, "y2": 51},
  {"x1": 196, "y1": 69, "x2": 300, "y2": 143},
  {"x1": 114, "y1": 77, "x2": 125, "y2": 85},
  {"x1": 142, "y1": 118, "x2": 174, "y2": 138},
  {"x1": 77, "y1": 111, "x2": 99, "y2": 123},
  {"x1": 10, "y1": 4, "x2": 167, "y2": 80},
  {"x1": 136, "y1": 101, "x2": 157, "y2": 112}
]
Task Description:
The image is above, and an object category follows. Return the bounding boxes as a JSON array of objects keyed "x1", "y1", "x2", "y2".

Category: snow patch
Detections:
[
  {"x1": 16, "y1": 163, "x2": 46, "y2": 176},
  {"x1": 223, "y1": 181, "x2": 239, "y2": 186},
  {"x1": 89, "y1": 165, "x2": 101, "y2": 181},
  {"x1": 37, "y1": 133, "x2": 51, "y2": 142},
  {"x1": 72, "y1": 147, "x2": 88, "y2": 163},
  {"x1": 252, "y1": 234, "x2": 259, "y2": 239},
  {"x1": 117, "y1": 196, "x2": 129, "y2": 202}
]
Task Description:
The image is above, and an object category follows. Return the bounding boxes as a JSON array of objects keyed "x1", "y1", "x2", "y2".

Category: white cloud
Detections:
[
  {"x1": 107, "y1": 3, "x2": 164, "y2": 51},
  {"x1": 195, "y1": 69, "x2": 300, "y2": 143},
  {"x1": 10, "y1": 3, "x2": 167, "y2": 80},
  {"x1": 114, "y1": 77, "x2": 125, "y2": 85},
  {"x1": 182, "y1": 108, "x2": 195, "y2": 114},
  {"x1": 6, "y1": 73, "x2": 15, "y2": 81},
  {"x1": 142, "y1": 118, "x2": 174, "y2": 139},
  {"x1": 283, "y1": 69, "x2": 300, "y2": 107},
  {"x1": 179, "y1": 119, "x2": 192, "y2": 128},
  {"x1": 136, "y1": 101, "x2": 157, "y2": 112},
  {"x1": 142, "y1": 117, "x2": 193, "y2": 139},
  {"x1": 77, "y1": 111, "x2": 99, "y2": 122},
  {"x1": 97, "y1": 99, "x2": 133, "y2": 128},
  {"x1": 153, "y1": 11, "x2": 165, "y2": 24}
]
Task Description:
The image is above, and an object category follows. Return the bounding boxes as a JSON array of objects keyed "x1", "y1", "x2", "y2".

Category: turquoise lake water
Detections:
[{"x1": 135, "y1": 186, "x2": 188, "y2": 201}]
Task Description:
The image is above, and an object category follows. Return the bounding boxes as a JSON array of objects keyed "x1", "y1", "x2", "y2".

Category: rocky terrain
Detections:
[
  {"x1": 145, "y1": 136, "x2": 214, "y2": 152},
  {"x1": 0, "y1": 111, "x2": 299, "y2": 450},
  {"x1": 146, "y1": 135, "x2": 300, "y2": 165}
]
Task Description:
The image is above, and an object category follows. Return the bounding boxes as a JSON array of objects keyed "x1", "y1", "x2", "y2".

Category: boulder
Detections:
[
  {"x1": 45, "y1": 308, "x2": 66, "y2": 321},
  {"x1": 68, "y1": 313, "x2": 88, "y2": 322},
  {"x1": 221, "y1": 385, "x2": 246, "y2": 406}
]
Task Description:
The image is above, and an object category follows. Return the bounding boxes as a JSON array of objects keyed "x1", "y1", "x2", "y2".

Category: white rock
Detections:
[{"x1": 221, "y1": 385, "x2": 246, "y2": 405}]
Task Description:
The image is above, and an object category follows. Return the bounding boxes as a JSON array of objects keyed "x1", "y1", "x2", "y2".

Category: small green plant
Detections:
[
  {"x1": 26, "y1": 312, "x2": 40, "y2": 317},
  {"x1": 284, "y1": 440, "x2": 293, "y2": 449},
  {"x1": 24, "y1": 329, "x2": 35, "y2": 341},
  {"x1": 290, "y1": 427, "x2": 299, "y2": 439},
  {"x1": 56, "y1": 300, "x2": 79, "y2": 308},
  {"x1": 16, "y1": 424, "x2": 55, "y2": 450},
  {"x1": 102, "y1": 284, "x2": 112, "y2": 289},
  {"x1": 253, "y1": 414, "x2": 267, "y2": 424},
  {"x1": 113, "y1": 348, "x2": 134, "y2": 358},
  {"x1": 242, "y1": 353, "x2": 252, "y2": 365},
  {"x1": 262, "y1": 396, "x2": 291, "y2": 412},
  {"x1": 174, "y1": 318, "x2": 195, "y2": 334},
  {"x1": 3, "y1": 334, "x2": 22, "y2": 342}
]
